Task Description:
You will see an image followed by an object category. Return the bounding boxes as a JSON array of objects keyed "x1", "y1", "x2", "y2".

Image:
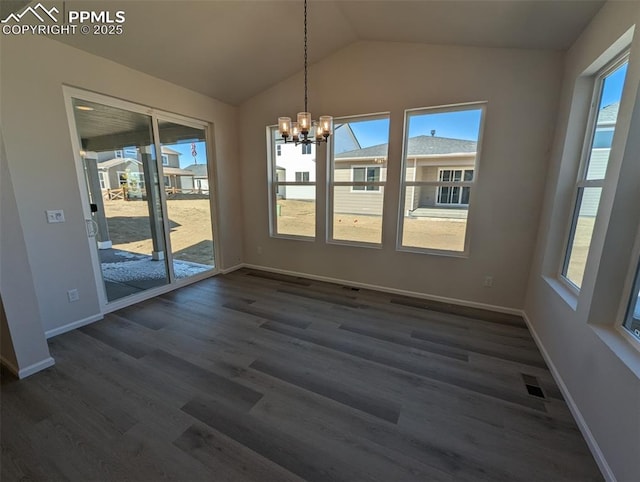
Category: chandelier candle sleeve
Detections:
[
  {"x1": 278, "y1": 117, "x2": 291, "y2": 137},
  {"x1": 320, "y1": 116, "x2": 333, "y2": 135},
  {"x1": 297, "y1": 112, "x2": 311, "y2": 133}
]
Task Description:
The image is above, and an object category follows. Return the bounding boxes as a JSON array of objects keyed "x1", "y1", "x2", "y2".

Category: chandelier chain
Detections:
[{"x1": 304, "y1": 0, "x2": 308, "y2": 113}]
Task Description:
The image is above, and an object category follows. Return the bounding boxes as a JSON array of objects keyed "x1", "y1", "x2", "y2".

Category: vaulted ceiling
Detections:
[{"x1": 50, "y1": 0, "x2": 605, "y2": 105}]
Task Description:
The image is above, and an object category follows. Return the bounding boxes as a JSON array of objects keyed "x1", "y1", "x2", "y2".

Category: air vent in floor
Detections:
[{"x1": 522, "y1": 373, "x2": 546, "y2": 399}]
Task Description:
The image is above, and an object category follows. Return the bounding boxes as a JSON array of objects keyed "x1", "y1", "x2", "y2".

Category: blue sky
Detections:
[
  {"x1": 347, "y1": 109, "x2": 483, "y2": 148},
  {"x1": 166, "y1": 141, "x2": 208, "y2": 168},
  {"x1": 600, "y1": 61, "x2": 627, "y2": 108}
]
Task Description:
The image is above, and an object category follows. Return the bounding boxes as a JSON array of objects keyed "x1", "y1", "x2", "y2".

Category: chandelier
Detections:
[{"x1": 277, "y1": 0, "x2": 332, "y2": 145}]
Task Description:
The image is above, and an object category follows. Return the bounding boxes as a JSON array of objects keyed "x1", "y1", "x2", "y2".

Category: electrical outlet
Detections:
[
  {"x1": 483, "y1": 276, "x2": 494, "y2": 287},
  {"x1": 46, "y1": 210, "x2": 65, "y2": 223},
  {"x1": 67, "y1": 289, "x2": 79, "y2": 302}
]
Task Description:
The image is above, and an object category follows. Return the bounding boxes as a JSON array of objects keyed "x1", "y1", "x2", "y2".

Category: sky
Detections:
[
  {"x1": 346, "y1": 109, "x2": 483, "y2": 148},
  {"x1": 599, "y1": 61, "x2": 627, "y2": 108},
  {"x1": 166, "y1": 141, "x2": 208, "y2": 168}
]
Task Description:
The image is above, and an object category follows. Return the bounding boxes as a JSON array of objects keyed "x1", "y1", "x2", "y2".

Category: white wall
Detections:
[
  {"x1": 240, "y1": 40, "x2": 563, "y2": 310},
  {"x1": 0, "y1": 128, "x2": 53, "y2": 377},
  {"x1": 1, "y1": 34, "x2": 243, "y2": 336},
  {"x1": 524, "y1": 2, "x2": 640, "y2": 481}
]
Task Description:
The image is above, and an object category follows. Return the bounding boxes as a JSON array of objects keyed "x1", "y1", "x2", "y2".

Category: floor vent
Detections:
[{"x1": 522, "y1": 373, "x2": 546, "y2": 399}]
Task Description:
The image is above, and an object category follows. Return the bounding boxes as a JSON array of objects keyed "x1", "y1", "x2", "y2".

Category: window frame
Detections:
[
  {"x1": 435, "y1": 168, "x2": 474, "y2": 206},
  {"x1": 397, "y1": 102, "x2": 486, "y2": 257},
  {"x1": 295, "y1": 171, "x2": 310, "y2": 182},
  {"x1": 559, "y1": 51, "x2": 630, "y2": 294},
  {"x1": 161, "y1": 154, "x2": 169, "y2": 165},
  {"x1": 327, "y1": 112, "x2": 390, "y2": 248},
  {"x1": 350, "y1": 165, "x2": 382, "y2": 193},
  {"x1": 267, "y1": 125, "x2": 317, "y2": 241}
]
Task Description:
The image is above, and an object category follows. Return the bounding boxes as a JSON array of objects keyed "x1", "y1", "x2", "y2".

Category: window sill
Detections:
[
  {"x1": 396, "y1": 245, "x2": 469, "y2": 258},
  {"x1": 543, "y1": 275, "x2": 578, "y2": 311},
  {"x1": 270, "y1": 234, "x2": 316, "y2": 242},
  {"x1": 590, "y1": 324, "x2": 640, "y2": 379},
  {"x1": 327, "y1": 239, "x2": 383, "y2": 249}
]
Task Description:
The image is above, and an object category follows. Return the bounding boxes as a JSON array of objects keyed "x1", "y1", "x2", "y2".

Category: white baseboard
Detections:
[
  {"x1": 221, "y1": 263, "x2": 246, "y2": 274},
  {"x1": 241, "y1": 263, "x2": 521, "y2": 316},
  {"x1": 2, "y1": 356, "x2": 56, "y2": 379},
  {"x1": 18, "y1": 356, "x2": 55, "y2": 379},
  {"x1": 521, "y1": 312, "x2": 614, "y2": 482},
  {"x1": 45, "y1": 313, "x2": 103, "y2": 339}
]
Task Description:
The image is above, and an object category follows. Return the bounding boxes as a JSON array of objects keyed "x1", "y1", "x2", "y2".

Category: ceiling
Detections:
[{"x1": 50, "y1": 0, "x2": 606, "y2": 106}]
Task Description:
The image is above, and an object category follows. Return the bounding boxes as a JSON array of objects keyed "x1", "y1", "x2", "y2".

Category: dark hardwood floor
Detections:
[{"x1": 1, "y1": 268, "x2": 603, "y2": 481}]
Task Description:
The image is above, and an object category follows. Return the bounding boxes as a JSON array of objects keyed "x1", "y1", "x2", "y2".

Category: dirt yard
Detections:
[
  {"x1": 102, "y1": 198, "x2": 214, "y2": 265},
  {"x1": 277, "y1": 200, "x2": 467, "y2": 251}
]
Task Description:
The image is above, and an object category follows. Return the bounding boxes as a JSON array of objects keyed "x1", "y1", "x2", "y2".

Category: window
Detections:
[
  {"x1": 328, "y1": 114, "x2": 390, "y2": 245},
  {"x1": 624, "y1": 262, "x2": 640, "y2": 342},
  {"x1": 352, "y1": 167, "x2": 381, "y2": 191},
  {"x1": 295, "y1": 171, "x2": 310, "y2": 182},
  {"x1": 561, "y1": 54, "x2": 629, "y2": 290},
  {"x1": 268, "y1": 129, "x2": 316, "y2": 238},
  {"x1": 398, "y1": 103, "x2": 485, "y2": 253},
  {"x1": 98, "y1": 171, "x2": 107, "y2": 189},
  {"x1": 436, "y1": 169, "x2": 474, "y2": 205},
  {"x1": 301, "y1": 144, "x2": 312, "y2": 155},
  {"x1": 162, "y1": 154, "x2": 169, "y2": 165},
  {"x1": 114, "y1": 150, "x2": 124, "y2": 158}
]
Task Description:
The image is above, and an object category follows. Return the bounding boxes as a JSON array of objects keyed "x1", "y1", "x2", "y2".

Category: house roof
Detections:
[
  {"x1": 183, "y1": 164, "x2": 209, "y2": 177},
  {"x1": 335, "y1": 135, "x2": 477, "y2": 159},
  {"x1": 97, "y1": 158, "x2": 140, "y2": 169},
  {"x1": 162, "y1": 146, "x2": 181, "y2": 155},
  {"x1": 163, "y1": 167, "x2": 195, "y2": 176},
  {"x1": 597, "y1": 102, "x2": 619, "y2": 125}
]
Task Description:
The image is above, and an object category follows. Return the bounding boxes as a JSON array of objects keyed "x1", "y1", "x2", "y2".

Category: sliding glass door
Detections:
[
  {"x1": 157, "y1": 119, "x2": 215, "y2": 279},
  {"x1": 66, "y1": 90, "x2": 217, "y2": 305}
]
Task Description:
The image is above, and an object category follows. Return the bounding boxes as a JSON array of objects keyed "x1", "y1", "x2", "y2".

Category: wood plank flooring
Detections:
[{"x1": 1, "y1": 268, "x2": 603, "y2": 481}]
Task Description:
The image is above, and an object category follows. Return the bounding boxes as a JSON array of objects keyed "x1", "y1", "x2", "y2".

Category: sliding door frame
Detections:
[{"x1": 63, "y1": 86, "x2": 221, "y2": 313}]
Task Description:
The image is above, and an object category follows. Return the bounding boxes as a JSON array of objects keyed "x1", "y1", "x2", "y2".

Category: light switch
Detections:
[{"x1": 46, "y1": 210, "x2": 65, "y2": 223}]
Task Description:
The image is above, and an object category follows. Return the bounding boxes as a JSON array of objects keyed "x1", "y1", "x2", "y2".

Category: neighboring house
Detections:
[
  {"x1": 274, "y1": 141, "x2": 317, "y2": 200},
  {"x1": 183, "y1": 164, "x2": 210, "y2": 193},
  {"x1": 334, "y1": 135, "x2": 477, "y2": 215},
  {"x1": 580, "y1": 101, "x2": 619, "y2": 216},
  {"x1": 274, "y1": 123, "x2": 360, "y2": 201},
  {"x1": 86, "y1": 146, "x2": 195, "y2": 197}
]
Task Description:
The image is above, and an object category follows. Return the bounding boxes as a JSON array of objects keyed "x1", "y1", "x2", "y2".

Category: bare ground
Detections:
[
  {"x1": 102, "y1": 198, "x2": 214, "y2": 265},
  {"x1": 277, "y1": 200, "x2": 467, "y2": 251}
]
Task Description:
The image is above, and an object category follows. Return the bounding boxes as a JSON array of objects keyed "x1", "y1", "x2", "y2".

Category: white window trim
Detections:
[
  {"x1": 114, "y1": 150, "x2": 124, "y2": 158},
  {"x1": 162, "y1": 154, "x2": 169, "y2": 165},
  {"x1": 397, "y1": 101, "x2": 486, "y2": 257},
  {"x1": 558, "y1": 51, "x2": 630, "y2": 294},
  {"x1": 267, "y1": 127, "x2": 316, "y2": 241}
]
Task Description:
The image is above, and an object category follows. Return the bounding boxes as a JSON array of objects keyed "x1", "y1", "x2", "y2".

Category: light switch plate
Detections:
[{"x1": 46, "y1": 210, "x2": 65, "y2": 223}]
